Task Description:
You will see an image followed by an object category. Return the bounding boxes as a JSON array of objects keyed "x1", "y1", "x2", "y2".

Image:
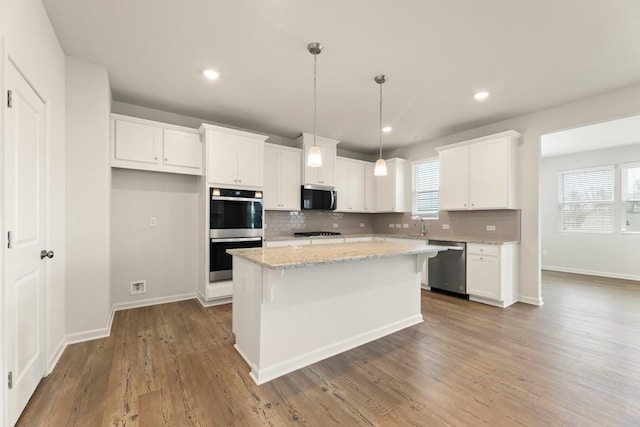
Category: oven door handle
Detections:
[
  {"x1": 211, "y1": 237, "x2": 262, "y2": 243},
  {"x1": 211, "y1": 196, "x2": 262, "y2": 203}
]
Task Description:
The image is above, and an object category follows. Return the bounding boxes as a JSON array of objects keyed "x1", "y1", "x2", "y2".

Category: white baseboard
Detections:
[
  {"x1": 242, "y1": 314, "x2": 424, "y2": 385},
  {"x1": 542, "y1": 265, "x2": 640, "y2": 282},
  {"x1": 47, "y1": 336, "x2": 67, "y2": 375},
  {"x1": 518, "y1": 295, "x2": 544, "y2": 306},
  {"x1": 196, "y1": 290, "x2": 232, "y2": 307},
  {"x1": 112, "y1": 292, "x2": 197, "y2": 312},
  {"x1": 66, "y1": 325, "x2": 112, "y2": 346}
]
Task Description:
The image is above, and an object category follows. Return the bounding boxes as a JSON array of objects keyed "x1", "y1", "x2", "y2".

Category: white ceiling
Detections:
[
  {"x1": 42, "y1": 0, "x2": 640, "y2": 153},
  {"x1": 541, "y1": 114, "x2": 640, "y2": 158}
]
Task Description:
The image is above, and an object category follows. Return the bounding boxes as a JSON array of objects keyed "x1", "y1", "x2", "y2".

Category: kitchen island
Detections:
[{"x1": 227, "y1": 241, "x2": 440, "y2": 384}]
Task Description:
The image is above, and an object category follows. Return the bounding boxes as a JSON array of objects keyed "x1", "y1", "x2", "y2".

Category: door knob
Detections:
[{"x1": 40, "y1": 250, "x2": 54, "y2": 259}]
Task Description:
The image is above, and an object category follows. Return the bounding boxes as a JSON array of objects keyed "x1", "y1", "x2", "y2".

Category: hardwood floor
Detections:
[{"x1": 18, "y1": 272, "x2": 640, "y2": 426}]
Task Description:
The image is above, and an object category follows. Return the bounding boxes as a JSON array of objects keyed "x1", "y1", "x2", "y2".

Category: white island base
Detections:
[{"x1": 231, "y1": 251, "x2": 430, "y2": 385}]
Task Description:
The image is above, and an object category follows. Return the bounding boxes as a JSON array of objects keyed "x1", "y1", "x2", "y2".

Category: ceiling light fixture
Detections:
[
  {"x1": 374, "y1": 75, "x2": 388, "y2": 177},
  {"x1": 307, "y1": 42, "x2": 323, "y2": 167},
  {"x1": 382, "y1": 126, "x2": 392, "y2": 133},
  {"x1": 203, "y1": 69, "x2": 220, "y2": 80},
  {"x1": 474, "y1": 90, "x2": 489, "y2": 101}
]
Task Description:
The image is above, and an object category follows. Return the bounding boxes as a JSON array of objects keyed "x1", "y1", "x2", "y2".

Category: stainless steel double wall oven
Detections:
[{"x1": 209, "y1": 187, "x2": 263, "y2": 282}]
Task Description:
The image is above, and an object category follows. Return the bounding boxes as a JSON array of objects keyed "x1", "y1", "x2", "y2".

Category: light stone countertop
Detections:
[
  {"x1": 266, "y1": 234, "x2": 519, "y2": 245},
  {"x1": 228, "y1": 241, "x2": 440, "y2": 270}
]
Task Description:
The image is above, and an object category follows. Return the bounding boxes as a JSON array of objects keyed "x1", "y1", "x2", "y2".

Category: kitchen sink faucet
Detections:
[{"x1": 416, "y1": 216, "x2": 427, "y2": 236}]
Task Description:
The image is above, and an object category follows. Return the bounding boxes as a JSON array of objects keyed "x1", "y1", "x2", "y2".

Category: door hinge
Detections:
[
  {"x1": 7, "y1": 90, "x2": 12, "y2": 108},
  {"x1": 8, "y1": 371, "x2": 12, "y2": 389},
  {"x1": 7, "y1": 231, "x2": 12, "y2": 249}
]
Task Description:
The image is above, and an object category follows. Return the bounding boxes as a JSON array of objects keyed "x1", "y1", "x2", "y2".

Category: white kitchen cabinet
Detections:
[
  {"x1": 265, "y1": 239, "x2": 311, "y2": 247},
  {"x1": 295, "y1": 133, "x2": 339, "y2": 187},
  {"x1": 375, "y1": 158, "x2": 408, "y2": 212},
  {"x1": 111, "y1": 114, "x2": 202, "y2": 176},
  {"x1": 201, "y1": 123, "x2": 268, "y2": 188},
  {"x1": 335, "y1": 157, "x2": 366, "y2": 212},
  {"x1": 466, "y1": 242, "x2": 519, "y2": 307},
  {"x1": 264, "y1": 144, "x2": 301, "y2": 210},
  {"x1": 437, "y1": 130, "x2": 520, "y2": 210},
  {"x1": 310, "y1": 237, "x2": 345, "y2": 245},
  {"x1": 364, "y1": 163, "x2": 376, "y2": 212},
  {"x1": 344, "y1": 236, "x2": 374, "y2": 243}
]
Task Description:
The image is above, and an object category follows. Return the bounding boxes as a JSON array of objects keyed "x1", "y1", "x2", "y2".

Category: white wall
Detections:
[
  {"x1": 389, "y1": 83, "x2": 640, "y2": 304},
  {"x1": 65, "y1": 57, "x2": 112, "y2": 340},
  {"x1": 541, "y1": 144, "x2": 640, "y2": 280},
  {"x1": 3, "y1": 0, "x2": 66, "y2": 370},
  {"x1": 111, "y1": 169, "x2": 199, "y2": 307}
]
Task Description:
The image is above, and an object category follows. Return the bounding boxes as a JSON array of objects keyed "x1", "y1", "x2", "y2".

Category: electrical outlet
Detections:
[
  {"x1": 542, "y1": 249, "x2": 548, "y2": 256},
  {"x1": 360, "y1": 223, "x2": 365, "y2": 228},
  {"x1": 149, "y1": 217, "x2": 157, "y2": 227},
  {"x1": 389, "y1": 224, "x2": 395, "y2": 228},
  {"x1": 130, "y1": 280, "x2": 146, "y2": 295},
  {"x1": 395, "y1": 224, "x2": 401, "y2": 228},
  {"x1": 402, "y1": 224, "x2": 409, "y2": 228},
  {"x1": 442, "y1": 224, "x2": 450, "y2": 230},
  {"x1": 486, "y1": 225, "x2": 496, "y2": 231},
  {"x1": 332, "y1": 223, "x2": 339, "y2": 228}
]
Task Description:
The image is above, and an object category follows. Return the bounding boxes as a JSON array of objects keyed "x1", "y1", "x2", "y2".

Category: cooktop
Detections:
[{"x1": 294, "y1": 231, "x2": 343, "y2": 237}]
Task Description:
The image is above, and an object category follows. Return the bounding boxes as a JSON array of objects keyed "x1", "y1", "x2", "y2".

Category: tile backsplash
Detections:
[
  {"x1": 265, "y1": 209, "x2": 521, "y2": 242},
  {"x1": 372, "y1": 210, "x2": 521, "y2": 242},
  {"x1": 265, "y1": 211, "x2": 374, "y2": 239}
]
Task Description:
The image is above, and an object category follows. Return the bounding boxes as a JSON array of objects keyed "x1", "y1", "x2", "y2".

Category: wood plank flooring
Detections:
[{"x1": 17, "y1": 271, "x2": 640, "y2": 426}]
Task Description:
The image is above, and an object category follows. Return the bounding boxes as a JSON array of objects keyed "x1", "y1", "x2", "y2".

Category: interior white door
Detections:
[{"x1": 5, "y1": 61, "x2": 47, "y2": 426}]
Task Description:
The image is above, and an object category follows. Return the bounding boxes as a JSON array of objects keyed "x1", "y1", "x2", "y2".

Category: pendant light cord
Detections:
[
  {"x1": 313, "y1": 53, "x2": 318, "y2": 147},
  {"x1": 379, "y1": 81, "x2": 383, "y2": 159}
]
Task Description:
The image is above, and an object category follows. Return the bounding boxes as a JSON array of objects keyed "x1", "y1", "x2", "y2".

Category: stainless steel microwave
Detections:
[{"x1": 301, "y1": 185, "x2": 337, "y2": 210}]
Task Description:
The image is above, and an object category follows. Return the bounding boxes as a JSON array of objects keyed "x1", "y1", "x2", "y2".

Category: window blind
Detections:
[
  {"x1": 415, "y1": 160, "x2": 439, "y2": 216},
  {"x1": 559, "y1": 167, "x2": 614, "y2": 233},
  {"x1": 623, "y1": 164, "x2": 640, "y2": 233}
]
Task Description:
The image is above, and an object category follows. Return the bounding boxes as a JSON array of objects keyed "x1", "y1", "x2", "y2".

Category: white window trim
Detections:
[
  {"x1": 411, "y1": 157, "x2": 439, "y2": 219},
  {"x1": 557, "y1": 165, "x2": 615, "y2": 234},
  {"x1": 621, "y1": 161, "x2": 640, "y2": 235}
]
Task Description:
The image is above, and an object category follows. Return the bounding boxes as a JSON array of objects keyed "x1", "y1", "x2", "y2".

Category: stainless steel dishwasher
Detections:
[{"x1": 427, "y1": 240, "x2": 467, "y2": 295}]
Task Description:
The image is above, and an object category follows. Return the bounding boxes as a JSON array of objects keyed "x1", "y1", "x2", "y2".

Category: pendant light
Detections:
[
  {"x1": 374, "y1": 75, "x2": 388, "y2": 176},
  {"x1": 307, "y1": 42, "x2": 323, "y2": 167}
]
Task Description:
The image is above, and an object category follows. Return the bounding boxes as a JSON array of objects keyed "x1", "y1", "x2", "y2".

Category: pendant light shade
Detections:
[
  {"x1": 374, "y1": 74, "x2": 388, "y2": 176},
  {"x1": 307, "y1": 42, "x2": 323, "y2": 167},
  {"x1": 307, "y1": 145, "x2": 322, "y2": 167},
  {"x1": 374, "y1": 158, "x2": 387, "y2": 176}
]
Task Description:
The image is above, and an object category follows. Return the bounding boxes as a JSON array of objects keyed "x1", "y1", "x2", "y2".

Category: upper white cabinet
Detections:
[
  {"x1": 201, "y1": 124, "x2": 268, "y2": 188},
  {"x1": 111, "y1": 114, "x2": 202, "y2": 176},
  {"x1": 295, "y1": 133, "x2": 339, "y2": 187},
  {"x1": 375, "y1": 158, "x2": 408, "y2": 212},
  {"x1": 264, "y1": 144, "x2": 302, "y2": 210},
  {"x1": 335, "y1": 157, "x2": 366, "y2": 212},
  {"x1": 364, "y1": 163, "x2": 376, "y2": 212},
  {"x1": 466, "y1": 242, "x2": 519, "y2": 308},
  {"x1": 437, "y1": 130, "x2": 521, "y2": 210}
]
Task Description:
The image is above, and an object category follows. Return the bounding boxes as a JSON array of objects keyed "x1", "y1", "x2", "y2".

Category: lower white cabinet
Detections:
[
  {"x1": 466, "y1": 242, "x2": 518, "y2": 307},
  {"x1": 265, "y1": 239, "x2": 311, "y2": 247}
]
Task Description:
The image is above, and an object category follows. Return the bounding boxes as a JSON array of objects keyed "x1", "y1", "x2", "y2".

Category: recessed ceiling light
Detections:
[
  {"x1": 382, "y1": 126, "x2": 392, "y2": 133},
  {"x1": 203, "y1": 69, "x2": 220, "y2": 80},
  {"x1": 414, "y1": 136, "x2": 424, "y2": 141},
  {"x1": 474, "y1": 91, "x2": 489, "y2": 101}
]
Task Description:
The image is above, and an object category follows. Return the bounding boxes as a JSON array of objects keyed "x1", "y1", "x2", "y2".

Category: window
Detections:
[
  {"x1": 558, "y1": 166, "x2": 614, "y2": 233},
  {"x1": 413, "y1": 159, "x2": 439, "y2": 218},
  {"x1": 622, "y1": 163, "x2": 640, "y2": 233}
]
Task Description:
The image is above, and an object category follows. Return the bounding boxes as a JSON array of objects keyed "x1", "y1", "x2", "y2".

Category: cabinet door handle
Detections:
[
  {"x1": 154, "y1": 157, "x2": 158, "y2": 160},
  {"x1": 164, "y1": 158, "x2": 168, "y2": 162}
]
